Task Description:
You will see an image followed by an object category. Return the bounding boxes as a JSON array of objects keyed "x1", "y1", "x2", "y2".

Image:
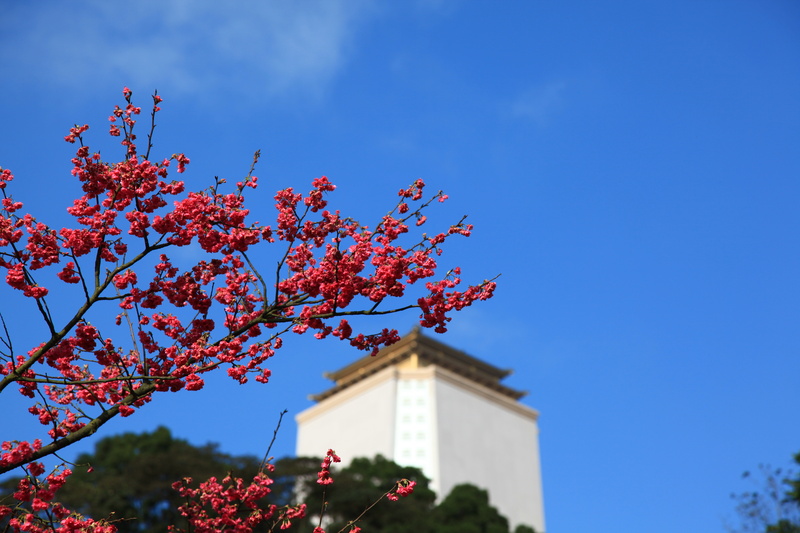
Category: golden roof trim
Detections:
[{"x1": 311, "y1": 327, "x2": 526, "y2": 402}]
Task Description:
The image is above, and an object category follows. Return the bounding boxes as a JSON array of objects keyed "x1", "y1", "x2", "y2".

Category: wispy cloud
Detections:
[
  {"x1": 1, "y1": 0, "x2": 374, "y2": 101},
  {"x1": 510, "y1": 80, "x2": 568, "y2": 126}
]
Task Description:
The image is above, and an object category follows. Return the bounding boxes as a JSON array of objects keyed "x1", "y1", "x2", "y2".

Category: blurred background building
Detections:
[{"x1": 296, "y1": 327, "x2": 545, "y2": 532}]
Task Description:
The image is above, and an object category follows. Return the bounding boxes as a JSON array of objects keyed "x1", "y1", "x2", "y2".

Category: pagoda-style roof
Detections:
[{"x1": 311, "y1": 327, "x2": 527, "y2": 402}]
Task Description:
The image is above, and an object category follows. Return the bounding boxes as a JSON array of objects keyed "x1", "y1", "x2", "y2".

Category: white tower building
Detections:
[{"x1": 296, "y1": 328, "x2": 545, "y2": 532}]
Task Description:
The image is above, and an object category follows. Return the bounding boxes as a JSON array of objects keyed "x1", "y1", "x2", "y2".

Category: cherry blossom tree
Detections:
[{"x1": 0, "y1": 88, "x2": 495, "y2": 532}]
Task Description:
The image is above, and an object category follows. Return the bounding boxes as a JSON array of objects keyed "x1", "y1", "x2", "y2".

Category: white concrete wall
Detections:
[
  {"x1": 432, "y1": 371, "x2": 545, "y2": 532},
  {"x1": 296, "y1": 368, "x2": 398, "y2": 462}
]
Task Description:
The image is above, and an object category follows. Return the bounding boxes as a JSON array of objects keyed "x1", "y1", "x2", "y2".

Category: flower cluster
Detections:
[
  {"x1": 317, "y1": 449, "x2": 341, "y2": 485},
  {"x1": 170, "y1": 472, "x2": 277, "y2": 532},
  {"x1": 386, "y1": 478, "x2": 417, "y2": 501},
  {"x1": 0, "y1": 464, "x2": 116, "y2": 532}
]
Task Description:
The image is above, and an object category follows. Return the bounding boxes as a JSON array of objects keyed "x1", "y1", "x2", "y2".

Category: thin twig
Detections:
[{"x1": 260, "y1": 409, "x2": 288, "y2": 472}]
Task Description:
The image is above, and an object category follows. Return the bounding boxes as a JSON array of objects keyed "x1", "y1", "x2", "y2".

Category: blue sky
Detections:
[{"x1": 1, "y1": 1, "x2": 799, "y2": 531}]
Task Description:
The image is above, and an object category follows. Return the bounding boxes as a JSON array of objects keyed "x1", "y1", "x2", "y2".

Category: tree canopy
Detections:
[
  {"x1": 730, "y1": 451, "x2": 800, "y2": 533},
  {"x1": 291, "y1": 454, "x2": 438, "y2": 533},
  {"x1": 433, "y1": 483, "x2": 510, "y2": 533}
]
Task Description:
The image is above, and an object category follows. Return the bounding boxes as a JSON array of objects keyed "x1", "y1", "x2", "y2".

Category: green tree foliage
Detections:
[
  {"x1": 730, "y1": 452, "x2": 800, "y2": 533},
  {"x1": 293, "y1": 454, "x2": 438, "y2": 533},
  {"x1": 268, "y1": 456, "x2": 323, "y2": 507},
  {"x1": 433, "y1": 483, "x2": 510, "y2": 533}
]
